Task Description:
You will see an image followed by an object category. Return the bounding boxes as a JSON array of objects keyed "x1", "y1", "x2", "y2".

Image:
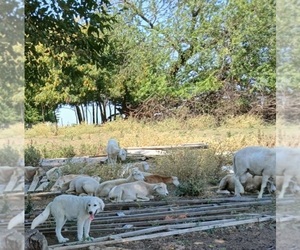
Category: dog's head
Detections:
[{"x1": 86, "y1": 197, "x2": 105, "y2": 220}]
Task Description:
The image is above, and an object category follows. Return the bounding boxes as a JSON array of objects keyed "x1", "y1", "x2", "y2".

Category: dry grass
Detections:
[
  {"x1": 25, "y1": 115, "x2": 277, "y2": 158},
  {"x1": 21, "y1": 115, "x2": 300, "y2": 197},
  {"x1": 0, "y1": 123, "x2": 24, "y2": 152}
]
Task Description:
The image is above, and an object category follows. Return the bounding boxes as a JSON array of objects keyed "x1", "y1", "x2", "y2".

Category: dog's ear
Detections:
[{"x1": 98, "y1": 198, "x2": 105, "y2": 211}]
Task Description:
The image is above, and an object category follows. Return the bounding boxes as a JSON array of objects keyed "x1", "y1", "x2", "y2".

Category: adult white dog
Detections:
[{"x1": 31, "y1": 195, "x2": 105, "y2": 243}]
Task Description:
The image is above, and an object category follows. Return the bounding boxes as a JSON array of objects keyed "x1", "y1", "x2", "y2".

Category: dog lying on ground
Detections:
[
  {"x1": 31, "y1": 195, "x2": 105, "y2": 243},
  {"x1": 65, "y1": 176, "x2": 101, "y2": 196}
]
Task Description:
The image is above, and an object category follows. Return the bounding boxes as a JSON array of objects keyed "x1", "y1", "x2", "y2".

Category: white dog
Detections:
[
  {"x1": 31, "y1": 195, "x2": 105, "y2": 243},
  {"x1": 66, "y1": 176, "x2": 101, "y2": 196}
]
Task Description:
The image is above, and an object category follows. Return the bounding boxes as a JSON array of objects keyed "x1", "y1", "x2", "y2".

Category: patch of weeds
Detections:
[
  {"x1": 175, "y1": 179, "x2": 206, "y2": 197},
  {"x1": 150, "y1": 221, "x2": 161, "y2": 227},
  {"x1": 207, "y1": 227, "x2": 216, "y2": 235},
  {"x1": 42, "y1": 145, "x2": 76, "y2": 158},
  {"x1": 0, "y1": 196, "x2": 9, "y2": 213},
  {"x1": 0, "y1": 144, "x2": 20, "y2": 166},
  {"x1": 25, "y1": 195, "x2": 34, "y2": 215},
  {"x1": 25, "y1": 144, "x2": 41, "y2": 167},
  {"x1": 59, "y1": 145, "x2": 76, "y2": 158},
  {"x1": 79, "y1": 143, "x2": 98, "y2": 156}
]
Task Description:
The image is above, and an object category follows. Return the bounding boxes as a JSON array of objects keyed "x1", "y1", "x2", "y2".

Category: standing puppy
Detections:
[
  {"x1": 106, "y1": 138, "x2": 127, "y2": 165},
  {"x1": 31, "y1": 195, "x2": 105, "y2": 243}
]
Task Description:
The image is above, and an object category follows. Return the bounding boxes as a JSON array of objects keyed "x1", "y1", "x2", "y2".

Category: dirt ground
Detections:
[
  {"x1": 28, "y1": 195, "x2": 278, "y2": 250},
  {"x1": 91, "y1": 221, "x2": 276, "y2": 250},
  {"x1": 27, "y1": 188, "x2": 300, "y2": 249}
]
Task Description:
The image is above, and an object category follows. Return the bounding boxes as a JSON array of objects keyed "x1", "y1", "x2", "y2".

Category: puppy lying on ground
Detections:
[
  {"x1": 31, "y1": 194, "x2": 105, "y2": 243},
  {"x1": 66, "y1": 176, "x2": 101, "y2": 196}
]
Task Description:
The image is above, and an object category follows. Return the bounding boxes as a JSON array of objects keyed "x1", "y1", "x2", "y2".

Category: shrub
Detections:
[
  {"x1": 154, "y1": 148, "x2": 226, "y2": 196},
  {"x1": 25, "y1": 144, "x2": 41, "y2": 167},
  {"x1": 0, "y1": 144, "x2": 20, "y2": 166},
  {"x1": 176, "y1": 179, "x2": 206, "y2": 196}
]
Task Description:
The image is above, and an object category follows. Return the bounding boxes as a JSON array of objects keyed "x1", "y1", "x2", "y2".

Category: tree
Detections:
[
  {"x1": 0, "y1": 0, "x2": 24, "y2": 125},
  {"x1": 25, "y1": 0, "x2": 276, "y2": 124},
  {"x1": 25, "y1": 0, "x2": 115, "y2": 124},
  {"x1": 107, "y1": 0, "x2": 275, "y2": 120}
]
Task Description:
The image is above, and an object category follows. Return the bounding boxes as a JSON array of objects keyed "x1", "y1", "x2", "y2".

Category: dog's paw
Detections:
[
  {"x1": 85, "y1": 236, "x2": 94, "y2": 241},
  {"x1": 58, "y1": 237, "x2": 69, "y2": 243}
]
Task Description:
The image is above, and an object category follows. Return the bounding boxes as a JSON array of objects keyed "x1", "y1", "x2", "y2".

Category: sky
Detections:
[{"x1": 57, "y1": 106, "x2": 77, "y2": 126}]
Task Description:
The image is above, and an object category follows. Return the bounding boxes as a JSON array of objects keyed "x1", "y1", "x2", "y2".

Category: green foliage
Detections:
[
  {"x1": 176, "y1": 179, "x2": 206, "y2": 197},
  {"x1": 25, "y1": 195, "x2": 34, "y2": 215},
  {"x1": 0, "y1": 145, "x2": 20, "y2": 166},
  {"x1": 0, "y1": 0, "x2": 24, "y2": 125},
  {"x1": 25, "y1": 0, "x2": 276, "y2": 124},
  {"x1": 25, "y1": 144, "x2": 41, "y2": 167}
]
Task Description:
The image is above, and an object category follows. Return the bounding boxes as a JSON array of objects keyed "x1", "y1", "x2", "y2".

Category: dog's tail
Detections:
[
  {"x1": 7, "y1": 210, "x2": 24, "y2": 229},
  {"x1": 31, "y1": 202, "x2": 52, "y2": 229}
]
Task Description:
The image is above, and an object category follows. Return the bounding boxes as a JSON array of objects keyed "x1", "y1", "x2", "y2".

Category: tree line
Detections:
[{"x1": 3, "y1": 0, "x2": 277, "y2": 126}]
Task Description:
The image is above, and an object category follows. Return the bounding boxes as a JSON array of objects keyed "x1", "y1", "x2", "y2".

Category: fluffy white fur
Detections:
[
  {"x1": 31, "y1": 195, "x2": 105, "y2": 243},
  {"x1": 121, "y1": 161, "x2": 150, "y2": 177},
  {"x1": 276, "y1": 147, "x2": 300, "y2": 198},
  {"x1": 108, "y1": 180, "x2": 169, "y2": 202},
  {"x1": 66, "y1": 176, "x2": 101, "y2": 196},
  {"x1": 106, "y1": 138, "x2": 127, "y2": 165},
  {"x1": 217, "y1": 173, "x2": 276, "y2": 195},
  {"x1": 7, "y1": 210, "x2": 24, "y2": 229},
  {"x1": 233, "y1": 146, "x2": 275, "y2": 199},
  {"x1": 96, "y1": 169, "x2": 144, "y2": 197}
]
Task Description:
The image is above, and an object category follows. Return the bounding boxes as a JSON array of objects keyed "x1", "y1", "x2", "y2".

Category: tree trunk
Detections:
[
  {"x1": 96, "y1": 102, "x2": 99, "y2": 124},
  {"x1": 81, "y1": 105, "x2": 86, "y2": 123},
  {"x1": 92, "y1": 103, "x2": 95, "y2": 124},
  {"x1": 114, "y1": 104, "x2": 117, "y2": 120},
  {"x1": 75, "y1": 105, "x2": 83, "y2": 124},
  {"x1": 85, "y1": 103, "x2": 89, "y2": 124},
  {"x1": 108, "y1": 102, "x2": 112, "y2": 121}
]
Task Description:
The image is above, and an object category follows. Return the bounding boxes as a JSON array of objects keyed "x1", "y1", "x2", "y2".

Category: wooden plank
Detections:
[
  {"x1": 13, "y1": 182, "x2": 24, "y2": 192},
  {"x1": 0, "y1": 184, "x2": 6, "y2": 194},
  {"x1": 4, "y1": 175, "x2": 18, "y2": 192},
  {"x1": 126, "y1": 143, "x2": 208, "y2": 151},
  {"x1": 127, "y1": 149, "x2": 167, "y2": 156},
  {"x1": 27, "y1": 176, "x2": 40, "y2": 193},
  {"x1": 25, "y1": 191, "x2": 62, "y2": 198},
  {"x1": 35, "y1": 182, "x2": 50, "y2": 192},
  {"x1": 40, "y1": 156, "x2": 107, "y2": 168}
]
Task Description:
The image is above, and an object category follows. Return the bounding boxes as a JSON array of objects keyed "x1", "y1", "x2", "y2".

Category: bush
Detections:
[
  {"x1": 176, "y1": 179, "x2": 206, "y2": 196},
  {"x1": 154, "y1": 148, "x2": 226, "y2": 196},
  {"x1": 0, "y1": 144, "x2": 20, "y2": 166},
  {"x1": 25, "y1": 144, "x2": 41, "y2": 167}
]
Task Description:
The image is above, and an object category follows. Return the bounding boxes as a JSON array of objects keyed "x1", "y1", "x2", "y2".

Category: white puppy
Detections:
[
  {"x1": 66, "y1": 176, "x2": 101, "y2": 196},
  {"x1": 31, "y1": 195, "x2": 105, "y2": 243}
]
